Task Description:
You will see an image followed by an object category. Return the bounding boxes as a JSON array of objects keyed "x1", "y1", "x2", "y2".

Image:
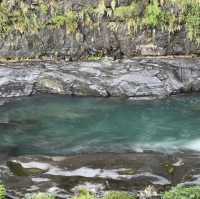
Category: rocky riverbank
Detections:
[
  {"x1": 0, "y1": 57, "x2": 200, "y2": 99},
  {"x1": 0, "y1": 152, "x2": 200, "y2": 198}
]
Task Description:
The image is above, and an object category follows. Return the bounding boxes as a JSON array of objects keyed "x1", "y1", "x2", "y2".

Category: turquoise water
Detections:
[{"x1": 1, "y1": 95, "x2": 200, "y2": 155}]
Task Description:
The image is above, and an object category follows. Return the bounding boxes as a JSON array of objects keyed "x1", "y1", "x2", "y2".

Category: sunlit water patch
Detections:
[{"x1": 1, "y1": 95, "x2": 200, "y2": 155}]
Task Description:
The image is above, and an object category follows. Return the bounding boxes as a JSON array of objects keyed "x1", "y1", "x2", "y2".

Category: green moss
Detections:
[
  {"x1": 162, "y1": 186, "x2": 200, "y2": 199},
  {"x1": 0, "y1": 184, "x2": 6, "y2": 199}
]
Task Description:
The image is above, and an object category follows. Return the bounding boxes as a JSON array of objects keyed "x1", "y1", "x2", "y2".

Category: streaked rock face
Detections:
[{"x1": 0, "y1": 58, "x2": 200, "y2": 98}]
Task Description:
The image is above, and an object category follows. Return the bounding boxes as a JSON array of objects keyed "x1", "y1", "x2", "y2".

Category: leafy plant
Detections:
[
  {"x1": 144, "y1": 0, "x2": 163, "y2": 29},
  {"x1": 0, "y1": 184, "x2": 6, "y2": 199},
  {"x1": 52, "y1": 15, "x2": 66, "y2": 27},
  {"x1": 162, "y1": 186, "x2": 200, "y2": 199},
  {"x1": 73, "y1": 189, "x2": 95, "y2": 199}
]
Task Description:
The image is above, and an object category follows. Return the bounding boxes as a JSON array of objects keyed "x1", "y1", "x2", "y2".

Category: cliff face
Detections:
[{"x1": 0, "y1": 0, "x2": 199, "y2": 60}]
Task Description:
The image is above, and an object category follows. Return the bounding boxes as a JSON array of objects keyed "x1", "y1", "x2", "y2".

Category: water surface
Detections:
[{"x1": 1, "y1": 95, "x2": 200, "y2": 156}]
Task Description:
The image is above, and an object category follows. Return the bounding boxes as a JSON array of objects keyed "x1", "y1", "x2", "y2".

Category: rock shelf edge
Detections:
[{"x1": 0, "y1": 57, "x2": 200, "y2": 99}]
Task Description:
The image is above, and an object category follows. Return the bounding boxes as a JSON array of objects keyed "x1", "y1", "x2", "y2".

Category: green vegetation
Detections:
[
  {"x1": 1, "y1": 184, "x2": 200, "y2": 199},
  {"x1": 104, "y1": 192, "x2": 136, "y2": 199},
  {"x1": 73, "y1": 189, "x2": 95, "y2": 199},
  {"x1": 73, "y1": 190, "x2": 136, "y2": 199},
  {"x1": 0, "y1": 184, "x2": 6, "y2": 199},
  {"x1": 86, "y1": 53, "x2": 104, "y2": 61},
  {"x1": 0, "y1": 0, "x2": 199, "y2": 43},
  {"x1": 24, "y1": 192, "x2": 55, "y2": 199},
  {"x1": 51, "y1": 11, "x2": 78, "y2": 34},
  {"x1": 162, "y1": 186, "x2": 200, "y2": 199},
  {"x1": 144, "y1": 1, "x2": 163, "y2": 29}
]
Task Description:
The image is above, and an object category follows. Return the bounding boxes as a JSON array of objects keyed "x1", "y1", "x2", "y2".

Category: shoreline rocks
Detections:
[
  {"x1": 1, "y1": 152, "x2": 200, "y2": 198},
  {"x1": 0, "y1": 57, "x2": 200, "y2": 99}
]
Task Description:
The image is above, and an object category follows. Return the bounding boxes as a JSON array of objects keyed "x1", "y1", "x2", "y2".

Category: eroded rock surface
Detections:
[{"x1": 0, "y1": 58, "x2": 200, "y2": 98}]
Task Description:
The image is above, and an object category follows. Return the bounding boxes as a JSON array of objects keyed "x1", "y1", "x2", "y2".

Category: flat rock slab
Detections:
[
  {"x1": 1, "y1": 152, "x2": 200, "y2": 198},
  {"x1": 0, "y1": 58, "x2": 200, "y2": 98}
]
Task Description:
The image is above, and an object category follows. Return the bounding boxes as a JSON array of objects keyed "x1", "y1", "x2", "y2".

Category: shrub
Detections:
[
  {"x1": 104, "y1": 191, "x2": 136, "y2": 199},
  {"x1": 0, "y1": 184, "x2": 6, "y2": 199},
  {"x1": 73, "y1": 189, "x2": 95, "y2": 199},
  {"x1": 144, "y1": 0, "x2": 163, "y2": 29},
  {"x1": 163, "y1": 186, "x2": 200, "y2": 199}
]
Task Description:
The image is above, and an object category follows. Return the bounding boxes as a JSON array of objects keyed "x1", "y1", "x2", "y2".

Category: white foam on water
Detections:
[
  {"x1": 128, "y1": 138, "x2": 200, "y2": 153},
  {"x1": 130, "y1": 140, "x2": 182, "y2": 153},
  {"x1": 183, "y1": 139, "x2": 200, "y2": 151}
]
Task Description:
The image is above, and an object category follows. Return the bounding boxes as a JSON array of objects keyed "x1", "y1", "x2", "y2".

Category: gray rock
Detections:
[{"x1": 0, "y1": 58, "x2": 200, "y2": 98}]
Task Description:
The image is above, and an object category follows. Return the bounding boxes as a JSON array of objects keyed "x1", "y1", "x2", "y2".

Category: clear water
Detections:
[{"x1": 1, "y1": 95, "x2": 200, "y2": 156}]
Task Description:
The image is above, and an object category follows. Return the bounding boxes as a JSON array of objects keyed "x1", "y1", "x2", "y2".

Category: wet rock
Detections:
[{"x1": 7, "y1": 160, "x2": 49, "y2": 176}]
